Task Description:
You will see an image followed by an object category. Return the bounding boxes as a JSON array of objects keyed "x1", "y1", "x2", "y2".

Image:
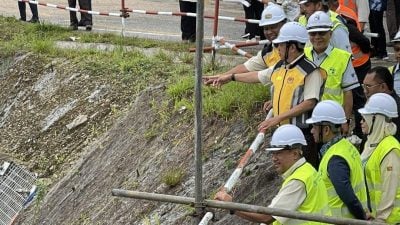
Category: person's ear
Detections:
[
  {"x1": 323, "y1": 125, "x2": 330, "y2": 135},
  {"x1": 381, "y1": 83, "x2": 389, "y2": 91}
]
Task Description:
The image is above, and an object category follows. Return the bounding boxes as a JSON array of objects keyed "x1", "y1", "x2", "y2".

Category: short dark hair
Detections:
[{"x1": 368, "y1": 66, "x2": 394, "y2": 91}]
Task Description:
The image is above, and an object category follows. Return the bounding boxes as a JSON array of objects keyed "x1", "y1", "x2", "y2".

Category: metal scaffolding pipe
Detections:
[
  {"x1": 211, "y1": 0, "x2": 220, "y2": 67},
  {"x1": 194, "y1": 0, "x2": 205, "y2": 223},
  {"x1": 189, "y1": 39, "x2": 270, "y2": 53},
  {"x1": 112, "y1": 189, "x2": 386, "y2": 225}
]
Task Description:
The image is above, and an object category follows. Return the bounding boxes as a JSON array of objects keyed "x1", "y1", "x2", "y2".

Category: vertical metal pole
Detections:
[
  {"x1": 211, "y1": 0, "x2": 220, "y2": 68},
  {"x1": 121, "y1": 0, "x2": 126, "y2": 37},
  {"x1": 194, "y1": 0, "x2": 205, "y2": 223}
]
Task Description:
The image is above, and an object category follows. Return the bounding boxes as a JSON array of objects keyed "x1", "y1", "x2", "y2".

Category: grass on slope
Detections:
[{"x1": 0, "y1": 16, "x2": 268, "y2": 119}]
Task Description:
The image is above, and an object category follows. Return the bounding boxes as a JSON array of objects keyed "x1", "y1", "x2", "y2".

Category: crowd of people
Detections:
[{"x1": 203, "y1": 2, "x2": 400, "y2": 224}]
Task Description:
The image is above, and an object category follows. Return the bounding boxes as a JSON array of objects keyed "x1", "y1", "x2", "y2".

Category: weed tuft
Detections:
[{"x1": 162, "y1": 167, "x2": 185, "y2": 187}]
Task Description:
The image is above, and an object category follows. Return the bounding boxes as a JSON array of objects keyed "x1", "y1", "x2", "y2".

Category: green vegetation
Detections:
[
  {"x1": 167, "y1": 75, "x2": 268, "y2": 119},
  {"x1": 142, "y1": 214, "x2": 161, "y2": 225},
  {"x1": 0, "y1": 16, "x2": 267, "y2": 120},
  {"x1": 161, "y1": 167, "x2": 185, "y2": 187}
]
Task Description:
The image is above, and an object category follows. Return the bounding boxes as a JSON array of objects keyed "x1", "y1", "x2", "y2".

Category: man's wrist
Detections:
[{"x1": 231, "y1": 73, "x2": 236, "y2": 81}]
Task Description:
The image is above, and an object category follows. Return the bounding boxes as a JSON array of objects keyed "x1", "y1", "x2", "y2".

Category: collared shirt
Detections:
[
  {"x1": 311, "y1": 45, "x2": 360, "y2": 92},
  {"x1": 257, "y1": 54, "x2": 323, "y2": 101},
  {"x1": 244, "y1": 50, "x2": 269, "y2": 72},
  {"x1": 393, "y1": 63, "x2": 400, "y2": 96},
  {"x1": 269, "y1": 158, "x2": 307, "y2": 224}
]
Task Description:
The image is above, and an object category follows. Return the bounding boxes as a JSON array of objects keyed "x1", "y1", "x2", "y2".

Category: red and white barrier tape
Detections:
[
  {"x1": 18, "y1": 0, "x2": 260, "y2": 23},
  {"x1": 18, "y1": 0, "x2": 121, "y2": 17}
]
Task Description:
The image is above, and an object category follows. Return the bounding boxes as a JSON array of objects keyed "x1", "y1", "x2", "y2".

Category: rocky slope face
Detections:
[{"x1": 1, "y1": 52, "x2": 281, "y2": 225}]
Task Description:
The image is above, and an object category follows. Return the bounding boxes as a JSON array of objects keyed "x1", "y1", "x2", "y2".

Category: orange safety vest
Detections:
[
  {"x1": 336, "y1": 5, "x2": 369, "y2": 67},
  {"x1": 338, "y1": 0, "x2": 357, "y2": 16},
  {"x1": 336, "y1": 5, "x2": 361, "y2": 31}
]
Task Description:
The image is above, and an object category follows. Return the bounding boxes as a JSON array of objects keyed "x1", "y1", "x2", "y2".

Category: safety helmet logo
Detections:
[{"x1": 264, "y1": 13, "x2": 273, "y2": 19}]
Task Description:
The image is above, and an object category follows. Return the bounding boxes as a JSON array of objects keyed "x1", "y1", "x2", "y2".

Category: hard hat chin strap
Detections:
[
  {"x1": 284, "y1": 42, "x2": 291, "y2": 65},
  {"x1": 368, "y1": 115, "x2": 376, "y2": 135},
  {"x1": 318, "y1": 125, "x2": 324, "y2": 144}
]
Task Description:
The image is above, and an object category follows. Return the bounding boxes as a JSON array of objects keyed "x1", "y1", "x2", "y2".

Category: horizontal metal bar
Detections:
[{"x1": 111, "y1": 189, "x2": 386, "y2": 225}]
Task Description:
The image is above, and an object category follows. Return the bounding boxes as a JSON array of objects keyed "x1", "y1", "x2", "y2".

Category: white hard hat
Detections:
[
  {"x1": 299, "y1": 0, "x2": 324, "y2": 5},
  {"x1": 306, "y1": 11, "x2": 333, "y2": 32},
  {"x1": 306, "y1": 100, "x2": 346, "y2": 124},
  {"x1": 272, "y1": 22, "x2": 309, "y2": 44},
  {"x1": 266, "y1": 124, "x2": 307, "y2": 151},
  {"x1": 259, "y1": 3, "x2": 286, "y2": 27},
  {"x1": 391, "y1": 30, "x2": 400, "y2": 43},
  {"x1": 358, "y1": 93, "x2": 398, "y2": 118}
]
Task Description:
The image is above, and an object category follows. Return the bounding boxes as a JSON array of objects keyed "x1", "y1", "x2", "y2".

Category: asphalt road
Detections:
[{"x1": 0, "y1": 0, "x2": 248, "y2": 43}]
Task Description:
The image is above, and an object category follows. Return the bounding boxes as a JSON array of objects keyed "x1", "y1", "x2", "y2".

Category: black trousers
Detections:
[
  {"x1": 243, "y1": 0, "x2": 265, "y2": 39},
  {"x1": 386, "y1": 0, "x2": 400, "y2": 40},
  {"x1": 179, "y1": 1, "x2": 196, "y2": 40},
  {"x1": 18, "y1": 1, "x2": 38, "y2": 21},
  {"x1": 369, "y1": 10, "x2": 387, "y2": 57},
  {"x1": 68, "y1": 0, "x2": 93, "y2": 26}
]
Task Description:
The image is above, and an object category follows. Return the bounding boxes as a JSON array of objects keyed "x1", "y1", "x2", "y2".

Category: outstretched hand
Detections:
[
  {"x1": 214, "y1": 190, "x2": 233, "y2": 202},
  {"x1": 258, "y1": 117, "x2": 280, "y2": 132},
  {"x1": 202, "y1": 74, "x2": 232, "y2": 88}
]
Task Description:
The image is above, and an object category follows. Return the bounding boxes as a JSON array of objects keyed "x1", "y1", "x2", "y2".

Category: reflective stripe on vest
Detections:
[
  {"x1": 351, "y1": 42, "x2": 370, "y2": 67},
  {"x1": 304, "y1": 47, "x2": 350, "y2": 104},
  {"x1": 319, "y1": 138, "x2": 368, "y2": 218},
  {"x1": 273, "y1": 162, "x2": 331, "y2": 225},
  {"x1": 365, "y1": 136, "x2": 400, "y2": 224}
]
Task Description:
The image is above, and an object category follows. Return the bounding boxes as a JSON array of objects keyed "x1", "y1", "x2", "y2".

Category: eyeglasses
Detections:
[
  {"x1": 362, "y1": 83, "x2": 383, "y2": 90},
  {"x1": 309, "y1": 31, "x2": 329, "y2": 36}
]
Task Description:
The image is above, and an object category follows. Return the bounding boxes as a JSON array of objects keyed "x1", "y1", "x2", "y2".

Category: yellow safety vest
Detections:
[
  {"x1": 364, "y1": 136, "x2": 400, "y2": 224},
  {"x1": 270, "y1": 56, "x2": 324, "y2": 127},
  {"x1": 262, "y1": 44, "x2": 281, "y2": 68},
  {"x1": 318, "y1": 138, "x2": 368, "y2": 218},
  {"x1": 389, "y1": 65, "x2": 395, "y2": 74},
  {"x1": 329, "y1": 10, "x2": 347, "y2": 31},
  {"x1": 304, "y1": 47, "x2": 351, "y2": 105},
  {"x1": 273, "y1": 162, "x2": 331, "y2": 225},
  {"x1": 298, "y1": 15, "x2": 307, "y2": 26}
]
